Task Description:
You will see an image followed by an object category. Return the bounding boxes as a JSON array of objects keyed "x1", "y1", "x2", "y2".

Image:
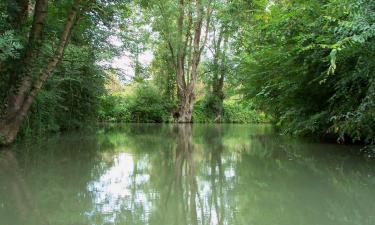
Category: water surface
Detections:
[{"x1": 0, "y1": 124, "x2": 374, "y2": 225}]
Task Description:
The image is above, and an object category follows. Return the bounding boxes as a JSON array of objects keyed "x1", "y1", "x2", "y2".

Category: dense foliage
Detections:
[
  {"x1": 1, "y1": 0, "x2": 374, "y2": 144},
  {"x1": 98, "y1": 82, "x2": 264, "y2": 123},
  {"x1": 21, "y1": 44, "x2": 107, "y2": 136},
  {"x1": 235, "y1": 0, "x2": 375, "y2": 143},
  {"x1": 99, "y1": 83, "x2": 172, "y2": 123},
  {"x1": 0, "y1": 0, "x2": 126, "y2": 141}
]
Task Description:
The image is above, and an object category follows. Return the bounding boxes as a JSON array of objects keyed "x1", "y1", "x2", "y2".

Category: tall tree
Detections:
[
  {"x1": 208, "y1": 27, "x2": 228, "y2": 122},
  {"x1": 146, "y1": 0, "x2": 212, "y2": 122},
  {"x1": 176, "y1": 0, "x2": 212, "y2": 122},
  {"x1": 204, "y1": 0, "x2": 231, "y2": 121},
  {"x1": 0, "y1": 0, "x2": 83, "y2": 145},
  {"x1": 200, "y1": 0, "x2": 243, "y2": 121}
]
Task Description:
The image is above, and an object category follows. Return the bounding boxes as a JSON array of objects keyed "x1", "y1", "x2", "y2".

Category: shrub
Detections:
[
  {"x1": 98, "y1": 94, "x2": 131, "y2": 122},
  {"x1": 193, "y1": 98, "x2": 267, "y2": 123},
  {"x1": 127, "y1": 83, "x2": 171, "y2": 122},
  {"x1": 99, "y1": 83, "x2": 174, "y2": 123}
]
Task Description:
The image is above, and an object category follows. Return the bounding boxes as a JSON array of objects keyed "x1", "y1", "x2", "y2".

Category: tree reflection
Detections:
[
  {"x1": 206, "y1": 125, "x2": 225, "y2": 225},
  {"x1": 164, "y1": 124, "x2": 198, "y2": 225},
  {"x1": 1, "y1": 124, "x2": 375, "y2": 225},
  {"x1": 0, "y1": 150, "x2": 50, "y2": 225},
  {"x1": 156, "y1": 124, "x2": 233, "y2": 225},
  {"x1": 104, "y1": 124, "x2": 233, "y2": 225}
]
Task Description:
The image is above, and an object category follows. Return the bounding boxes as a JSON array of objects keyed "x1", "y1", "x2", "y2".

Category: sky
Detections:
[
  {"x1": 111, "y1": 50, "x2": 153, "y2": 78},
  {"x1": 102, "y1": 35, "x2": 154, "y2": 82}
]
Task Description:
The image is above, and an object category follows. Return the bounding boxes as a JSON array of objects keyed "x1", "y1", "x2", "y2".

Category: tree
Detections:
[
  {"x1": 120, "y1": 1, "x2": 151, "y2": 83},
  {"x1": 0, "y1": 0, "x2": 129, "y2": 144},
  {"x1": 203, "y1": 0, "x2": 233, "y2": 121},
  {"x1": 145, "y1": 0, "x2": 212, "y2": 122},
  {"x1": 0, "y1": 0, "x2": 84, "y2": 145},
  {"x1": 235, "y1": 0, "x2": 375, "y2": 143}
]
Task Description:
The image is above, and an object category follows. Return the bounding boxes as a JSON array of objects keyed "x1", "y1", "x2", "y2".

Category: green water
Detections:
[{"x1": 0, "y1": 124, "x2": 374, "y2": 225}]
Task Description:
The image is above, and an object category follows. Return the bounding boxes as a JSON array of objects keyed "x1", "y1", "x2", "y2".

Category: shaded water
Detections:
[{"x1": 0, "y1": 124, "x2": 374, "y2": 225}]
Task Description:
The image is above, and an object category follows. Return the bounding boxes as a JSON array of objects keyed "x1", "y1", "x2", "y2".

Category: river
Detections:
[{"x1": 0, "y1": 124, "x2": 374, "y2": 225}]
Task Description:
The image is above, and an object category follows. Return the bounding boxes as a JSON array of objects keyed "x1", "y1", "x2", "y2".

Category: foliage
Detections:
[
  {"x1": 193, "y1": 98, "x2": 267, "y2": 123},
  {"x1": 1, "y1": 0, "x2": 374, "y2": 145},
  {"x1": 127, "y1": 83, "x2": 173, "y2": 122},
  {"x1": 235, "y1": 0, "x2": 375, "y2": 143},
  {"x1": 19, "y1": 44, "x2": 107, "y2": 137},
  {"x1": 150, "y1": 44, "x2": 176, "y2": 102},
  {"x1": 0, "y1": 31, "x2": 22, "y2": 61},
  {"x1": 99, "y1": 83, "x2": 174, "y2": 123},
  {"x1": 0, "y1": 0, "x2": 127, "y2": 141},
  {"x1": 98, "y1": 94, "x2": 131, "y2": 123},
  {"x1": 99, "y1": 83, "x2": 266, "y2": 124}
]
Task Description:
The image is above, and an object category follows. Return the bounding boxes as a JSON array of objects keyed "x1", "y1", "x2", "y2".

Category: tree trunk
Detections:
[
  {"x1": 5, "y1": 0, "x2": 48, "y2": 119},
  {"x1": 212, "y1": 66, "x2": 225, "y2": 122},
  {"x1": 175, "y1": 0, "x2": 207, "y2": 123},
  {"x1": 0, "y1": 0, "x2": 81, "y2": 145},
  {"x1": 178, "y1": 89, "x2": 195, "y2": 123},
  {"x1": 212, "y1": 89, "x2": 224, "y2": 122},
  {"x1": 211, "y1": 31, "x2": 228, "y2": 122},
  {"x1": 16, "y1": 0, "x2": 31, "y2": 25},
  {"x1": 175, "y1": 0, "x2": 187, "y2": 120}
]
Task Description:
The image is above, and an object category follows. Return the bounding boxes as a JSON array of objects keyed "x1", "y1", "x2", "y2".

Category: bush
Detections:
[
  {"x1": 222, "y1": 101, "x2": 268, "y2": 123},
  {"x1": 127, "y1": 83, "x2": 172, "y2": 122},
  {"x1": 235, "y1": 0, "x2": 375, "y2": 143},
  {"x1": 99, "y1": 83, "x2": 174, "y2": 123},
  {"x1": 193, "y1": 98, "x2": 267, "y2": 123},
  {"x1": 100, "y1": 84, "x2": 268, "y2": 124},
  {"x1": 98, "y1": 94, "x2": 131, "y2": 122}
]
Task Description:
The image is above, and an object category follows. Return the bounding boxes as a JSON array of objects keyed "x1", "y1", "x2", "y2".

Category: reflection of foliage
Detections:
[
  {"x1": 1, "y1": 124, "x2": 374, "y2": 225},
  {"x1": 0, "y1": 132, "x2": 107, "y2": 225},
  {"x1": 95, "y1": 124, "x2": 375, "y2": 225}
]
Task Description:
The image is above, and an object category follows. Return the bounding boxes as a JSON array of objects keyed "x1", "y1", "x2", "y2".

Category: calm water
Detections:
[{"x1": 0, "y1": 124, "x2": 374, "y2": 225}]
